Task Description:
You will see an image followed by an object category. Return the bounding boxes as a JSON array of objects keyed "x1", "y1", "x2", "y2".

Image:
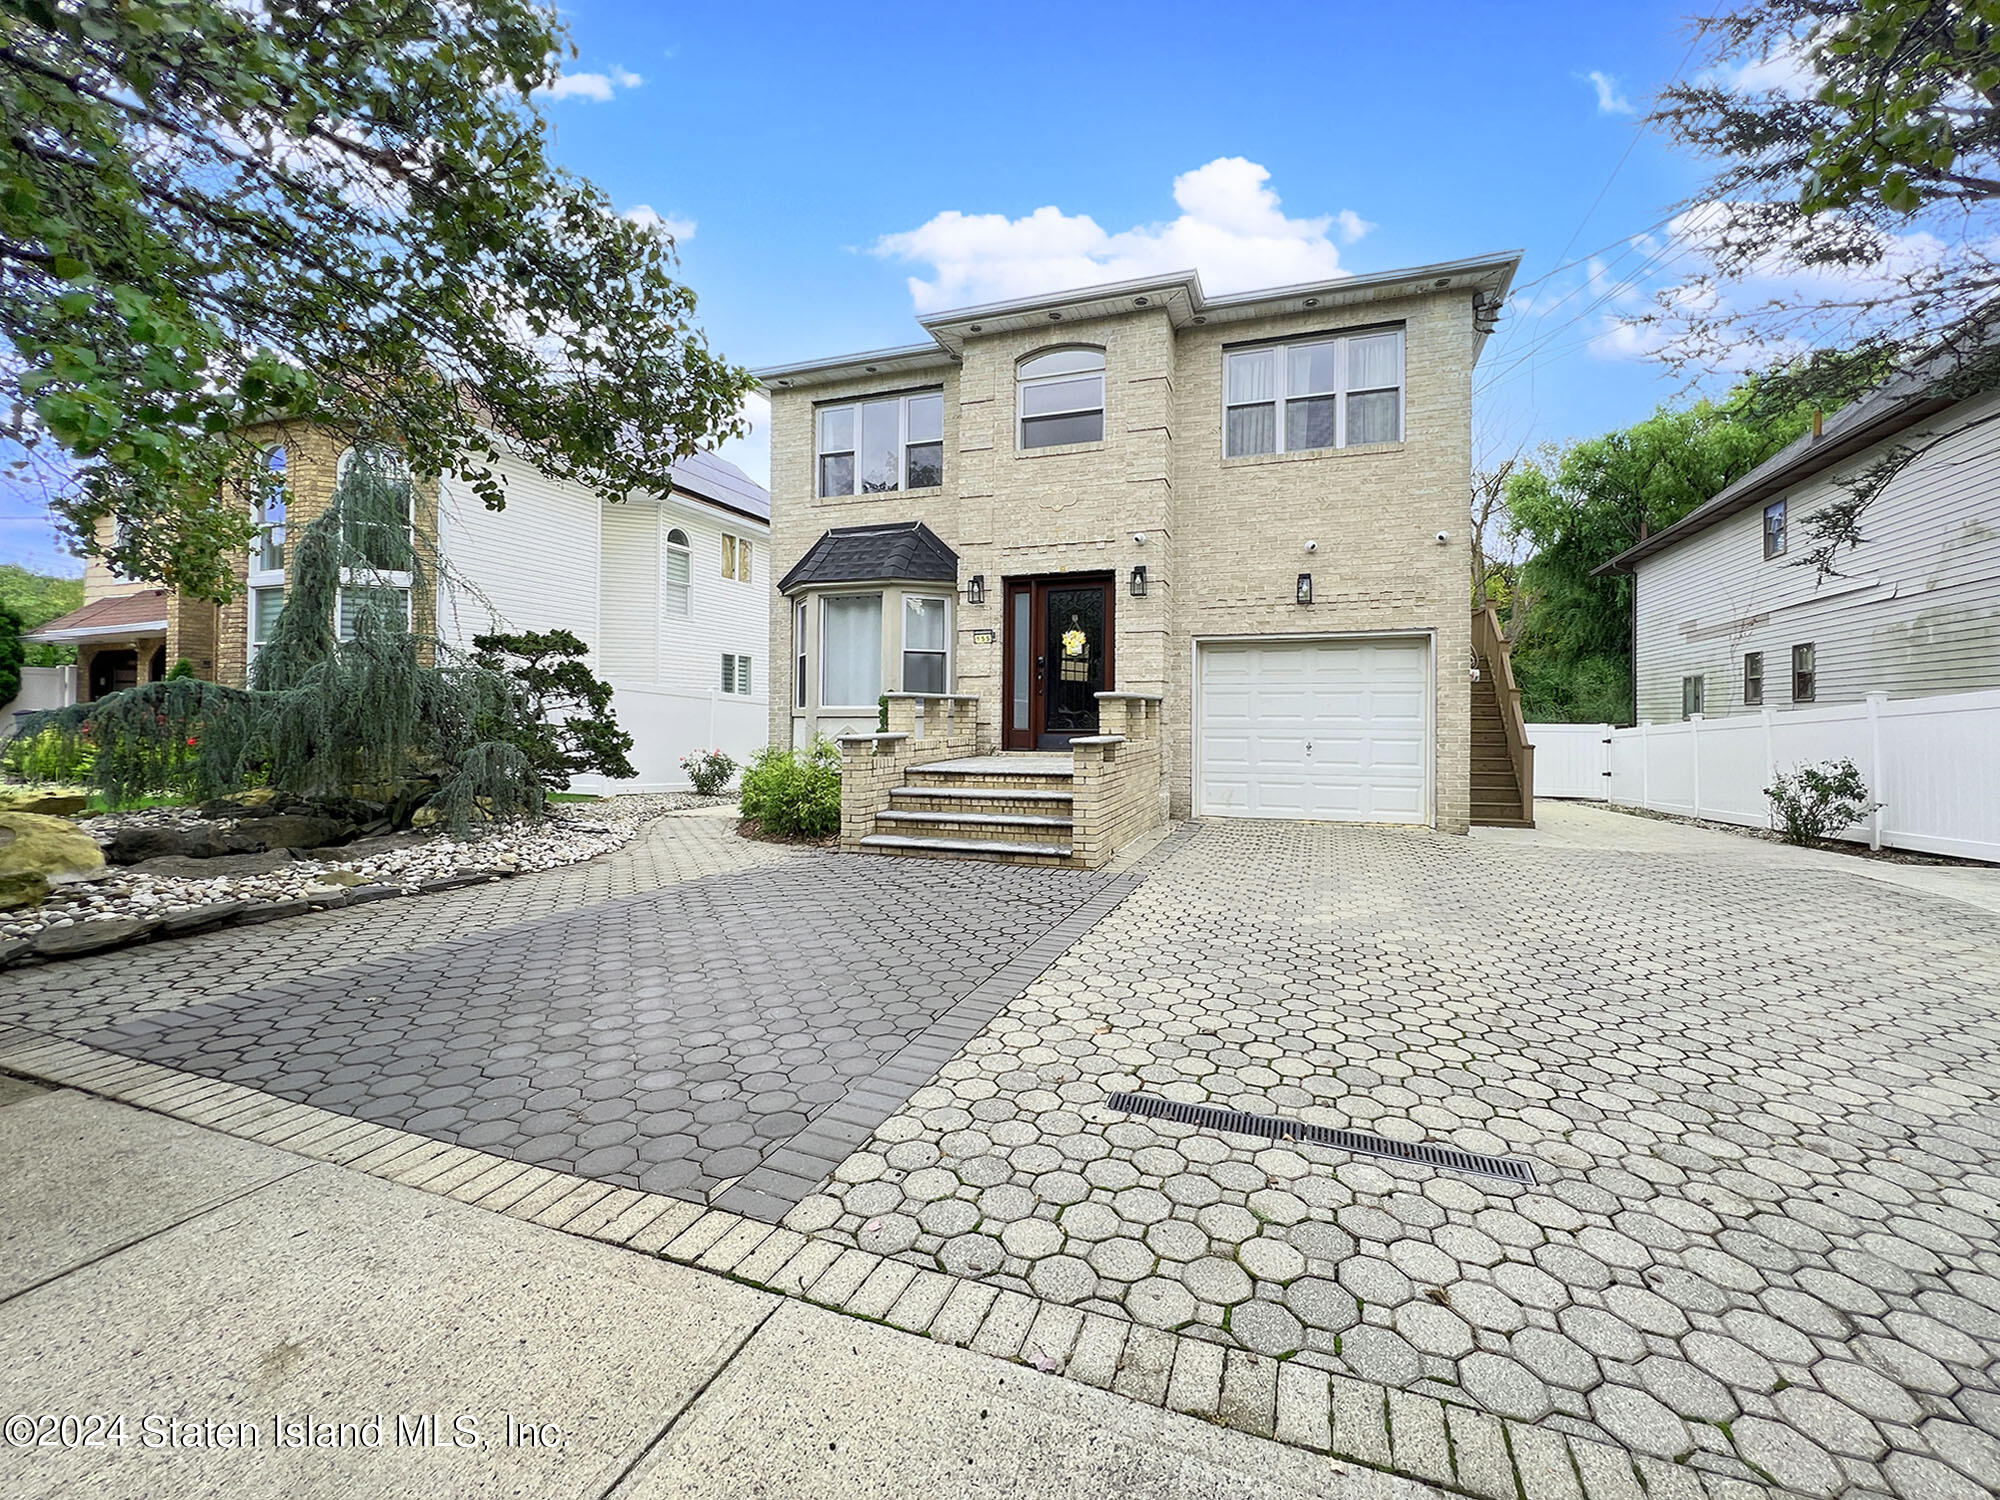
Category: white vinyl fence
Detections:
[
  {"x1": 1528, "y1": 687, "x2": 2000, "y2": 863},
  {"x1": 2, "y1": 665, "x2": 76, "y2": 732},
  {"x1": 572, "y1": 684, "x2": 767, "y2": 794}
]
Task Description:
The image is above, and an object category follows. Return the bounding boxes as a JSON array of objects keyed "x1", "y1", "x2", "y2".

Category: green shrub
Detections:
[
  {"x1": 739, "y1": 738, "x2": 841, "y2": 839},
  {"x1": 680, "y1": 747, "x2": 736, "y2": 795},
  {"x1": 1765, "y1": 758, "x2": 1876, "y2": 846},
  {"x1": 3, "y1": 724, "x2": 93, "y2": 785}
]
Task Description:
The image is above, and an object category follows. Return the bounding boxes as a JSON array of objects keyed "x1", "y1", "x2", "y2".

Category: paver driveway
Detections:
[
  {"x1": 0, "y1": 812, "x2": 1132, "y2": 1221},
  {"x1": 794, "y1": 811, "x2": 2000, "y2": 1499}
]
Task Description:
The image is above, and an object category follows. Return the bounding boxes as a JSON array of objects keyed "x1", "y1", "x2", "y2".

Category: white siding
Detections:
[
  {"x1": 437, "y1": 448, "x2": 771, "y2": 789},
  {"x1": 1633, "y1": 390, "x2": 2000, "y2": 724}
]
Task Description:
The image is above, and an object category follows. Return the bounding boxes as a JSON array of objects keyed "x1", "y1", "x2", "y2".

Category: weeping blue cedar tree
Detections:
[{"x1": 17, "y1": 448, "x2": 541, "y2": 829}]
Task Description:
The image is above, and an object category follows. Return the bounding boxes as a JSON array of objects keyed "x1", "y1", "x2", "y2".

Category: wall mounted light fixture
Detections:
[
  {"x1": 1130, "y1": 565, "x2": 1148, "y2": 598},
  {"x1": 1296, "y1": 573, "x2": 1313, "y2": 605},
  {"x1": 967, "y1": 575, "x2": 986, "y2": 605}
]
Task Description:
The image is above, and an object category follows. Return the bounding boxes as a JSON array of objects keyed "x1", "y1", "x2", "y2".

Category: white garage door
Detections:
[{"x1": 1198, "y1": 636, "x2": 1430, "y2": 823}]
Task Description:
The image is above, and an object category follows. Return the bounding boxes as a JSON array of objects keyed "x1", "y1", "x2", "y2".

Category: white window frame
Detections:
[
  {"x1": 1223, "y1": 327, "x2": 1405, "y2": 457},
  {"x1": 721, "y1": 652, "x2": 753, "y2": 696},
  {"x1": 819, "y1": 591, "x2": 884, "y2": 710},
  {"x1": 664, "y1": 527, "x2": 691, "y2": 618},
  {"x1": 250, "y1": 444, "x2": 287, "y2": 583},
  {"x1": 333, "y1": 444, "x2": 416, "y2": 641},
  {"x1": 1681, "y1": 674, "x2": 1705, "y2": 720},
  {"x1": 900, "y1": 593, "x2": 952, "y2": 693},
  {"x1": 1016, "y1": 348, "x2": 1105, "y2": 450},
  {"x1": 1763, "y1": 500, "x2": 1788, "y2": 558},
  {"x1": 816, "y1": 390, "x2": 945, "y2": 496},
  {"x1": 247, "y1": 584, "x2": 285, "y2": 676}
]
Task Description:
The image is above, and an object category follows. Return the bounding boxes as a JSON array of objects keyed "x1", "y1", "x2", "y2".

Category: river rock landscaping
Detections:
[{"x1": 0, "y1": 793, "x2": 725, "y2": 965}]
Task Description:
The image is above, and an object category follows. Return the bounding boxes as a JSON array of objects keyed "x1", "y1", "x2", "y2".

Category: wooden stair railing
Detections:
[{"x1": 1471, "y1": 604, "x2": 1535, "y2": 827}]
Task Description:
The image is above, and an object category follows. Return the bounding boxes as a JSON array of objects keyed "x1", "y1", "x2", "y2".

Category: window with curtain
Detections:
[
  {"x1": 1017, "y1": 348, "x2": 1105, "y2": 449},
  {"x1": 820, "y1": 594, "x2": 882, "y2": 707},
  {"x1": 902, "y1": 595, "x2": 948, "y2": 692},
  {"x1": 335, "y1": 585, "x2": 411, "y2": 640},
  {"x1": 1223, "y1": 328, "x2": 1404, "y2": 456},
  {"x1": 721, "y1": 653, "x2": 753, "y2": 695},
  {"x1": 1792, "y1": 642, "x2": 1816, "y2": 701},
  {"x1": 664, "y1": 528, "x2": 691, "y2": 617},
  {"x1": 817, "y1": 391, "x2": 946, "y2": 496},
  {"x1": 1764, "y1": 501, "x2": 1788, "y2": 558},
  {"x1": 248, "y1": 585, "x2": 284, "y2": 676}
]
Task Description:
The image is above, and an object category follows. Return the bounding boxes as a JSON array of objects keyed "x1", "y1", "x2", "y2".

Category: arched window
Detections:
[
  {"x1": 664, "y1": 527, "x2": 691, "y2": 618},
  {"x1": 250, "y1": 446, "x2": 286, "y2": 576},
  {"x1": 1017, "y1": 347, "x2": 1105, "y2": 449}
]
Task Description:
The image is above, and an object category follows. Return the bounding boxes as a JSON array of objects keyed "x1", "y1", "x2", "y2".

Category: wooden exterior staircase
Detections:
[{"x1": 1470, "y1": 605, "x2": 1535, "y2": 828}]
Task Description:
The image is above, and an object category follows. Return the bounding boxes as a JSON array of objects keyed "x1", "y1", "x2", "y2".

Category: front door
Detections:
[{"x1": 1003, "y1": 574, "x2": 1115, "y2": 749}]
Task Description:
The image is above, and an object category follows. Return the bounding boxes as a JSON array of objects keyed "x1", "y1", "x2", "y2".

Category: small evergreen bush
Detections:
[
  {"x1": 739, "y1": 738, "x2": 841, "y2": 839},
  {"x1": 471, "y1": 628, "x2": 635, "y2": 792},
  {"x1": 680, "y1": 747, "x2": 735, "y2": 795},
  {"x1": 1765, "y1": 758, "x2": 1876, "y2": 846}
]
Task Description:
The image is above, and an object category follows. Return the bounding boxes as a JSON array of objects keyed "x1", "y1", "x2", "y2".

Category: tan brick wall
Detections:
[{"x1": 768, "y1": 287, "x2": 1476, "y2": 832}]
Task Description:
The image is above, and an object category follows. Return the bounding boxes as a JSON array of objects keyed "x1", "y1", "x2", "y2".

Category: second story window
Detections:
[
  {"x1": 721, "y1": 533, "x2": 753, "y2": 582},
  {"x1": 1764, "y1": 500, "x2": 1787, "y2": 558},
  {"x1": 1225, "y1": 328, "x2": 1404, "y2": 457},
  {"x1": 664, "y1": 528, "x2": 691, "y2": 617},
  {"x1": 1017, "y1": 348, "x2": 1104, "y2": 449},
  {"x1": 251, "y1": 445, "x2": 286, "y2": 576},
  {"x1": 817, "y1": 391, "x2": 945, "y2": 496}
]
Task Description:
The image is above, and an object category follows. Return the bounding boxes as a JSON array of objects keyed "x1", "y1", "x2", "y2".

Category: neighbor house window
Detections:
[
  {"x1": 820, "y1": 593, "x2": 882, "y2": 707},
  {"x1": 721, "y1": 533, "x2": 752, "y2": 582},
  {"x1": 1764, "y1": 500, "x2": 1787, "y2": 558},
  {"x1": 1224, "y1": 328, "x2": 1404, "y2": 457},
  {"x1": 664, "y1": 528, "x2": 691, "y2": 617},
  {"x1": 333, "y1": 444, "x2": 415, "y2": 640},
  {"x1": 721, "y1": 653, "x2": 753, "y2": 695},
  {"x1": 793, "y1": 599, "x2": 807, "y2": 708},
  {"x1": 1682, "y1": 675, "x2": 1705, "y2": 719},
  {"x1": 1792, "y1": 642, "x2": 1816, "y2": 701},
  {"x1": 1017, "y1": 348, "x2": 1105, "y2": 449},
  {"x1": 247, "y1": 585, "x2": 285, "y2": 679},
  {"x1": 817, "y1": 391, "x2": 946, "y2": 495},
  {"x1": 902, "y1": 594, "x2": 949, "y2": 693},
  {"x1": 251, "y1": 445, "x2": 286, "y2": 575},
  {"x1": 1744, "y1": 651, "x2": 1764, "y2": 706}
]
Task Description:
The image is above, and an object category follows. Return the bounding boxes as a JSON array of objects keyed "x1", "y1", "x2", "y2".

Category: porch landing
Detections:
[{"x1": 915, "y1": 754, "x2": 1073, "y2": 776}]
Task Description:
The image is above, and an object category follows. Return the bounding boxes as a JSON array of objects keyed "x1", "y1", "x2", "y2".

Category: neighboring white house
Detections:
[
  {"x1": 438, "y1": 448, "x2": 772, "y2": 792},
  {"x1": 1604, "y1": 372, "x2": 2000, "y2": 725}
]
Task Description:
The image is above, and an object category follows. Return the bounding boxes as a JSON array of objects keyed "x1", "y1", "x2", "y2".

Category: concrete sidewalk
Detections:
[{"x1": 0, "y1": 1081, "x2": 1433, "y2": 1500}]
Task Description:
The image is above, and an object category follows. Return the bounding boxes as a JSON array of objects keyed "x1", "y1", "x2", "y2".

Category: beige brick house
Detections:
[{"x1": 757, "y1": 255, "x2": 1526, "y2": 866}]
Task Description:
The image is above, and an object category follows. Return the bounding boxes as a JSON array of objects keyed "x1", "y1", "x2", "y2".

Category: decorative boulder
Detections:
[
  {"x1": 107, "y1": 823, "x2": 230, "y2": 864},
  {"x1": 0, "y1": 812, "x2": 107, "y2": 910},
  {"x1": 219, "y1": 814, "x2": 354, "y2": 854},
  {"x1": 1, "y1": 792, "x2": 90, "y2": 817}
]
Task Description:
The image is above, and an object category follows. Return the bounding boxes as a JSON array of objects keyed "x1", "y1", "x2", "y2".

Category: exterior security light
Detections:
[
  {"x1": 1130, "y1": 565, "x2": 1148, "y2": 598},
  {"x1": 967, "y1": 574, "x2": 986, "y2": 605},
  {"x1": 1296, "y1": 573, "x2": 1313, "y2": 606}
]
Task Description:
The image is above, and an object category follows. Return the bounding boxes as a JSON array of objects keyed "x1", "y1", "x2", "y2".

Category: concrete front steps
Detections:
[{"x1": 858, "y1": 758, "x2": 1084, "y2": 867}]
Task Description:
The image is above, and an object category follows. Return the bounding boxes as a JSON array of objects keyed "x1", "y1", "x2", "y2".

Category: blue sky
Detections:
[{"x1": 4, "y1": 0, "x2": 1736, "y2": 576}]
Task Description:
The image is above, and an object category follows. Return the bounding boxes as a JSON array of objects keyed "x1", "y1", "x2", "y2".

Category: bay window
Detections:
[
  {"x1": 820, "y1": 593, "x2": 882, "y2": 707},
  {"x1": 1224, "y1": 328, "x2": 1404, "y2": 456},
  {"x1": 817, "y1": 391, "x2": 945, "y2": 496}
]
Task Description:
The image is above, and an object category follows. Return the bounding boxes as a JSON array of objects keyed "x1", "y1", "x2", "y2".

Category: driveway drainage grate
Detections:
[{"x1": 1105, "y1": 1092, "x2": 1537, "y2": 1186}]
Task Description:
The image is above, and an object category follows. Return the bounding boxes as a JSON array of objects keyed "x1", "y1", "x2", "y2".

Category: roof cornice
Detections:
[{"x1": 753, "y1": 252, "x2": 1523, "y2": 389}]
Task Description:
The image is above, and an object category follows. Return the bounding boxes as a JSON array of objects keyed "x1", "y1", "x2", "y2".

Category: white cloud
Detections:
[
  {"x1": 623, "y1": 205, "x2": 696, "y2": 242},
  {"x1": 1708, "y1": 43, "x2": 1817, "y2": 97},
  {"x1": 872, "y1": 158, "x2": 1367, "y2": 313},
  {"x1": 536, "y1": 66, "x2": 643, "y2": 103},
  {"x1": 715, "y1": 390, "x2": 770, "y2": 489},
  {"x1": 1585, "y1": 70, "x2": 1634, "y2": 115}
]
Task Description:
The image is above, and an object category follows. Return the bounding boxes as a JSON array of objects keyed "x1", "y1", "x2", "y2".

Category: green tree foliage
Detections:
[
  {"x1": 17, "y1": 449, "x2": 536, "y2": 826},
  {"x1": 2, "y1": 0, "x2": 751, "y2": 601},
  {"x1": 1503, "y1": 378, "x2": 1825, "y2": 722},
  {"x1": 1652, "y1": 3, "x2": 2000, "y2": 562},
  {"x1": 0, "y1": 601, "x2": 23, "y2": 706},
  {"x1": 0, "y1": 563, "x2": 84, "y2": 666},
  {"x1": 470, "y1": 629, "x2": 636, "y2": 793}
]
